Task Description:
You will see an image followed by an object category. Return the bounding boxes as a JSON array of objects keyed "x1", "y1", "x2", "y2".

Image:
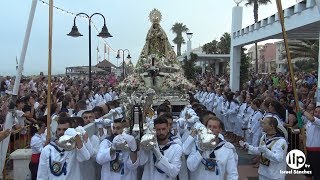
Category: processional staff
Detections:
[
  {"x1": 46, "y1": 0, "x2": 54, "y2": 141},
  {"x1": 275, "y1": 0, "x2": 306, "y2": 154}
]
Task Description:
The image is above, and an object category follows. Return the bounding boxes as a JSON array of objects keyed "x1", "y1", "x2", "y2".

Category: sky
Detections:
[{"x1": 0, "y1": 0, "x2": 297, "y2": 76}]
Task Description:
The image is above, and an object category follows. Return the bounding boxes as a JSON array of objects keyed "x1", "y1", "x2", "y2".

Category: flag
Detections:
[{"x1": 104, "y1": 43, "x2": 107, "y2": 54}]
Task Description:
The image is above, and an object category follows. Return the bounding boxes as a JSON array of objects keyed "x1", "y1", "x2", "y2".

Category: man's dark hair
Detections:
[
  {"x1": 58, "y1": 117, "x2": 73, "y2": 127},
  {"x1": 23, "y1": 95, "x2": 31, "y2": 103},
  {"x1": 199, "y1": 110, "x2": 216, "y2": 124},
  {"x1": 71, "y1": 117, "x2": 84, "y2": 127},
  {"x1": 192, "y1": 104, "x2": 206, "y2": 116},
  {"x1": 156, "y1": 104, "x2": 171, "y2": 115},
  {"x1": 267, "y1": 116, "x2": 278, "y2": 129},
  {"x1": 114, "y1": 118, "x2": 125, "y2": 123},
  {"x1": 82, "y1": 110, "x2": 93, "y2": 117},
  {"x1": 77, "y1": 100, "x2": 87, "y2": 110},
  {"x1": 59, "y1": 112, "x2": 69, "y2": 118},
  {"x1": 269, "y1": 99, "x2": 286, "y2": 120},
  {"x1": 252, "y1": 98, "x2": 262, "y2": 108},
  {"x1": 92, "y1": 106, "x2": 104, "y2": 114},
  {"x1": 154, "y1": 116, "x2": 168, "y2": 125},
  {"x1": 109, "y1": 101, "x2": 118, "y2": 108},
  {"x1": 159, "y1": 112, "x2": 173, "y2": 121},
  {"x1": 205, "y1": 116, "x2": 224, "y2": 131},
  {"x1": 61, "y1": 99, "x2": 70, "y2": 109}
]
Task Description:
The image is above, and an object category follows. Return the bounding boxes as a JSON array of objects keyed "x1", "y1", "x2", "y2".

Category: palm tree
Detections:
[
  {"x1": 202, "y1": 40, "x2": 219, "y2": 54},
  {"x1": 218, "y1": 32, "x2": 231, "y2": 54},
  {"x1": 288, "y1": 40, "x2": 319, "y2": 62},
  {"x1": 245, "y1": 0, "x2": 272, "y2": 73},
  {"x1": 171, "y1": 23, "x2": 189, "y2": 56}
]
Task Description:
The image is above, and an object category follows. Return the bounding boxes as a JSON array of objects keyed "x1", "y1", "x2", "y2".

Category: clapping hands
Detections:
[{"x1": 239, "y1": 140, "x2": 249, "y2": 149}]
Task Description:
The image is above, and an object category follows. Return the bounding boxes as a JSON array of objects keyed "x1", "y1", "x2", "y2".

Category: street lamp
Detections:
[
  {"x1": 116, "y1": 49, "x2": 131, "y2": 80},
  {"x1": 186, "y1": 32, "x2": 193, "y2": 41},
  {"x1": 67, "y1": 12, "x2": 112, "y2": 90},
  {"x1": 233, "y1": 0, "x2": 243, "y2": 6},
  {"x1": 186, "y1": 32, "x2": 193, "y2": 59}
]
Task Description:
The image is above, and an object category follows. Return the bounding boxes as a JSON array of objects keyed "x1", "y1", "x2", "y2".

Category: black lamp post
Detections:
[
  {"x1": 116, "y1": 49, "x2": 131, "y2": 80},
  {"x1": 67, "y1": 13, "x2": 112, "y2": 90}
]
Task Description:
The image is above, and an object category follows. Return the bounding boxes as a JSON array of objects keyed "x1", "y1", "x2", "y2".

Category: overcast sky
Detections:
[{"x1": 0, "y1": 0, "x2": 296, "y2": 76}]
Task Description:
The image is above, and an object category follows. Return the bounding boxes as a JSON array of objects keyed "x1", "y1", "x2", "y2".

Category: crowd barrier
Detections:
[{"x1": 2, "y1": 125, "x2": 30, "y2": 180}]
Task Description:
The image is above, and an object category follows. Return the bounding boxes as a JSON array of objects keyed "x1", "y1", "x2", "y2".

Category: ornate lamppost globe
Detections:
[{"x1": 234, "y1": 0, "x2": 242, "y2": 6}]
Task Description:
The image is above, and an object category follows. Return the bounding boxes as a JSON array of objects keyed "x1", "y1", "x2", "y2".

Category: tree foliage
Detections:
[
  {"x1": 294, "y1": 60, "x2": 317, "y2": 73},
  {"x1": 182, "y1": 53, "x2": 198, "y2": 80},
  {"x1": 245, "y1": 0, "x2": 272, "y2": 22},
  {"x1": 218, "y1": 32, "x2": 231, "y2": 54},
  {"x1": 171, "y1": 23, "x2": 189, "y2": 56},
  {"x1": 288, "y1": 40, "x2": 319, "y2": 63},
  {"x1": 202, "y1": 40, "x2": 219, "y2": 54},
  {"x1": 202, "y1": 32, "x2": 231, "y2": 54},
  {"x1": 245, "y1": 0, "x2": 272, "y2": 73},
  {"x1": 240, "y1": 47, "x2": 250, "y2": 90}
]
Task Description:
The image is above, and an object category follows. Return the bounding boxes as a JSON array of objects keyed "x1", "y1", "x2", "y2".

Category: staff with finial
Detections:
[{"x1": 275, "y1": 0, "x2": 306, "y2": 153}]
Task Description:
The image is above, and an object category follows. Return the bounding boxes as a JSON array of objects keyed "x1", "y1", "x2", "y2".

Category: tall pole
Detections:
[
  {"x1": 12, "y1": 1, "x2": 38, "y2": 98},
  {"x1": 317, "y1": 32, "x2": 320, "y2": 106},
  {"x1": 122, "y1": 54, "x2": 125, "y2": 80},
  {"x1": 255, "y1": 43, "x2": 258, "y2": 73},
  {"x1": 46, "y1": 0, "x2": 53, "y2": 141},
  {"x1": 96, "y1": 45, "x2": 99, "y2": 65},
  {"x1": 0, "y1": 0, "x2": 38, "y2": 174},
  {"x1": 108, "y1": 46, "x2": 110, "y2": 61},
  {"x1": 275, "y1": 0, "x2": 305, "y2": 153},
  {"x1": 88, "y1": 19, "x2": 92, "y2": 90}
]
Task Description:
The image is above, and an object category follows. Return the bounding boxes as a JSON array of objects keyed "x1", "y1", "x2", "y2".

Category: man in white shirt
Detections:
[
  {"x1": 139, "y1": 116, "x2": 182, "y2": 180},
  {"x1": 77, "y1": 123, "x2": 100, "y2": 180},
  {"x1": 187, "y1": 116, "x2": 238, "y2": 180},
  {"x1": 37, "y1": 117, "x2": 90, "y2": 180},
  {"x1": 96, "y1": 118, "x2": 138, "y2": 180},
  {"x1": 301, "y1": 106, "x2": 320, "y2": 180},
  {"x1": 203, "y1": 84, "x2": 215, "y2": 112},
  {"x1": 240, "y1": 116, "x2": 287, "y2": 180},
  {"x1": 160, "y1": 113, "x2": 188, "y2": 180},
  {"x1": 104, "y1": 87, "x2": 113, "y2": 103}
]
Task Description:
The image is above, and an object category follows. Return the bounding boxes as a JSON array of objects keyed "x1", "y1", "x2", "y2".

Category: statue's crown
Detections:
[{"x1": 149, "y1": 9, "x2": 162, "y2": 24}]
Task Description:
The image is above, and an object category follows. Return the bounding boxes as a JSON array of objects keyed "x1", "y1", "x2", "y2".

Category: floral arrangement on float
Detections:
[
  {"x1": 161, "y1": 73, "x2": 195, "y2": 91},
  {"x1": 117, "y1": 74, "x2": 146, "y2": 93}
]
